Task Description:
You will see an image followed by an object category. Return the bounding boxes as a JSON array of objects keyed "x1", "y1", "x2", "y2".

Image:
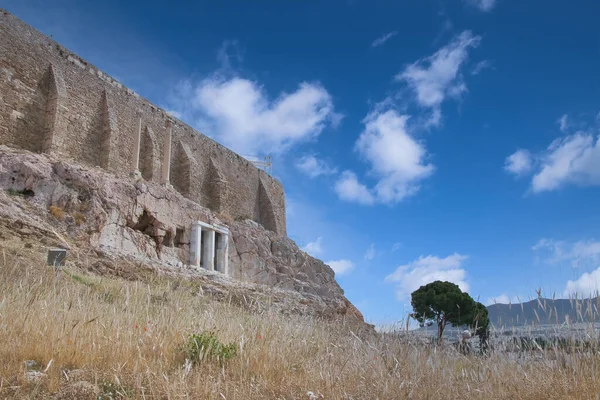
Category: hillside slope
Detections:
[
  {"x1": 2, "y1": 250, "x2": 600, "y2": 399},
  {"x1": 0, "y1": 145, "x2": 365, "y2": 326}
]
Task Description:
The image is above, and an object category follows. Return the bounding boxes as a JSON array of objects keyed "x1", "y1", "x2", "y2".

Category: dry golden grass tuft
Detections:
[
  {"x1": 48, "y1": 205, "x2": 65, "y2": 220},
  {"x1": 1, "y1": 249, "x2": 600, "y2": 399},
  {"x1": 72, "y1": 211, "x2": 86, "y2": 226}
]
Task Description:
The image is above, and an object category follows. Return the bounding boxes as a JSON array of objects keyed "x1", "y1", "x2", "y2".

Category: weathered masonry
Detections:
[{"x1": 0, "y1": 9, "x2": 286, "y2": 240}]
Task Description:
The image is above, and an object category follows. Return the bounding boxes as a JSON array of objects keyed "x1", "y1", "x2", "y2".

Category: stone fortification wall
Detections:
[{"x1": 0, "y1": 9, "x2": 286, "y2": 235}]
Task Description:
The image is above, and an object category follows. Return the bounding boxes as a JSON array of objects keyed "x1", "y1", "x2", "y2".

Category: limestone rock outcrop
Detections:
[{"x1": 0, "y1": 146, "x2": 368, "y2": 327}]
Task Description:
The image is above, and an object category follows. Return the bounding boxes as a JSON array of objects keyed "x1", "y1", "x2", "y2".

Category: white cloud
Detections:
[
  {"x1": 505, "y1": 116, "x2": 600, "y2": 192},
  {"x1": 165, "y1": 110, "x2": 182, "y2": 119},
  {"x1": 396, "y1": 31, "x2": 481, "y2": 127},
  {"x1": 488, "y1": 294, "x2": 509, "y2": 305},
  {"x1": 326, "y1": 259, "x2": 355, "y2": 276},
  {"x1": 329, "y1": 112, "x2": 345, "y2": 129},
  {"x1": 168, "y1": 76, "x2": 337, "y2": 155},
  {"x1": 471, "y1": 60, "x2": 492, "y2": 75},
  {"x1": 303, "y1": 237, "x2": 324, "y2": 257},
  {"x1": 392, "y1": 242, "x2": 403, "y2": 252},
  {"x1": 364, "y1": 243, "x2": 375, "y2": 260},
  {"x1": 572, "y1": 241, "x2": 600, "y2": 263},
  {"x1": 334, "y1": 171, "x2": 376, "y2": 205},
  {"x1": 295, "y1": 154, "x2": 338, "y2": 178},
  {"x1": 357, "y1": 110, "x2": 435, "y2": 202},
  {"x1": 485, "y1": 294, "x2": 523, "y2": 306},
  {"x1": 335, "y1": 109, "x2": 434, "y2": 205},
  {"x1": 530, "y1": 133, "x2": 600, "y2": 192},
  {"x1": 564, "y1": 267, "x2": 600, "y2": 297},
  {"x1": 533, "y1": 238, "x2": 600, "y2": 269},
  {"x1": 372, "y1": 31, "x2": 398, "y2": 48},
  {"x1": 384, "y1": 253, "x2": 469, "y2": 300},
  {"x1": 335, "y1": 32, "x2": 481, "y2": 206},
  {"x1": 504, "y1": 149, "x2": 533, "y2": 176},
  {"x1": 558, "y1": 114, "x2": 569, "y2": 132},
  {"x1": 464, "y1": 0, "x2": 497, "y2": 12},
  {"x1": 217, "y1": 40, "x2": 243, "y2": 70},
  {"x1": 532, "y1": 238, "x2": 567, "y2": 262}
]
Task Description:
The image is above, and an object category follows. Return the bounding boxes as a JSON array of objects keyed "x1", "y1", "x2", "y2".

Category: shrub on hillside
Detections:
[
  {"x1": 183, "y1": 331, "x2": 237, "y2": 365},
  {"x1": 49, "y1": 205, "x2": 65, "y2": 220}
]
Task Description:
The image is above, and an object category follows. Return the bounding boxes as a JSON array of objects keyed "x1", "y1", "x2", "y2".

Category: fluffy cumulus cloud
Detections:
[
  {"x1": 564, "y1": 267, "x2": 600, "y2": 297},
  {"x1": 396, "y1": 31, "x2": 481, "y2": 127},
  {"x1": 358, "y1": 110, "x2": 435, "y2": 202},
  {"x1": 384, "y1": 253, "x2": 469, "y2": 300},
  {"x1": 335, "y1": 110, "x2": 434, "y2": 205},
  {"x1": 295, "y1": 154, "x2": 338, "y2": 178},
  {"x1": 326, "y1": 259, "x2": 355, "y2": 276},
  {"x1": 505, "y1": 121, "x2": 600, "y2": 192},
  {"x1": 303, "y1": 237, "x2": 324, "y2": 257},
  {"x1": 372, "y1": 31, "x2": 398, "y2": 48},
  {"x1": 464, "y1": 0, "x2": 497, "y2": 11},
  {"x1": 167, "y1": 76, "x2": 337, "y2": 155},
  {"x1": 531, "y1": 133, "x2": 600, "y2": 192},
  {"x1": 504, "y1": 149, "x2": 533, "y2": 176},
  {"x1": 334, "y1": 171, "x2": 376, "y2": 205},
  {"x1": 335, "y1": 32, "x2": 480, "y2": 206},
  {"x1": 533, "y1": 238, "x2": 600, "y2": 269}
]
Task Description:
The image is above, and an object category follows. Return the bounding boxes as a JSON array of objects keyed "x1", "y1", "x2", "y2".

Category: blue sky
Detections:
[{"x1": 4, "y1": 0, "x2": 600, "y2": 325}]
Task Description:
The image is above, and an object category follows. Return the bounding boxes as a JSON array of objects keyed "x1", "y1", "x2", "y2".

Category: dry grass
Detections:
[
  {"x1": 1, "y1": 250, "x2": 600, "y2": 399},
  {"x1": 48, "y1": 205, "x2": 64, "y2": 221},
  {"x1": 71, "y1": 211, "x2": 86, "y2": 226}
]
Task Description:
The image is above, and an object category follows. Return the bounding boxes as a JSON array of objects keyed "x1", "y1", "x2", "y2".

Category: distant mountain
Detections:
[{"x1": 487, "y1": 297, "x2": 600, "y2": 327}]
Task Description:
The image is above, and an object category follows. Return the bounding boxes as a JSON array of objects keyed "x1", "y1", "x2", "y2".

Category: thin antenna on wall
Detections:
[{"x1": 244, "y1": 155, "x2": 273, "y2": 175}]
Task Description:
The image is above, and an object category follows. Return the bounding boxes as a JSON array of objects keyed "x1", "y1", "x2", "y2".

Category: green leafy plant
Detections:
[{"x1": 184, "y1": 331, "x2": 237, "y2": 364}]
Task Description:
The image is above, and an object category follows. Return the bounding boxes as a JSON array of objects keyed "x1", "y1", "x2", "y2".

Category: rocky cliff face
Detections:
[{"x1": 0, "y1": 146, "x2": 367, "y2": 327}]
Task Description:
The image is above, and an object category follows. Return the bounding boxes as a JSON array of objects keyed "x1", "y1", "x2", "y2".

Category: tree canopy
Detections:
[{"x1": 411, "y1": 281, "x2": 488, "y2": 342}]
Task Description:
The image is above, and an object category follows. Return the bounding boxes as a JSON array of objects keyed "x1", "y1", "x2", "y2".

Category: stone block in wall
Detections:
[
  {"x1": 140, "y1": 126, "x2": 159, "y2": 182},
  {"x1": 7, "y1": 79, "x2": 45, "y2": 153},
  {"x1": 252, "y1": 172, "x2": 286, "y2": 236},
  {"x1": 205, "y1": 157, "x2": 228, "y2": 214},
  {"x1": 257, "y1": 175, "x2": 282, "y2": 235},
  {"x1": 41, "y1": 64, "x2": 68, "y2": 154},
  {"x1": 8, "y1": 63, "x2": 68, "y2": 154},
  {"x1": 172, "y1": 140, "x2": 199, "y2": 199},
  {"x1": 99, "y1": 91, "x2": 120, "y2": 171}
]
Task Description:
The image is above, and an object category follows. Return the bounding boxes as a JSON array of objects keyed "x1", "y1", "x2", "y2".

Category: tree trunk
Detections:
[{"x1": 437, "y1": 318, "x2": 446, "y2": 343}]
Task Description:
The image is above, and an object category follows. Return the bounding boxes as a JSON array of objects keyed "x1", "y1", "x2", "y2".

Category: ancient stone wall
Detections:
[{"x1": 0, "y1": 9, "x2": 286, "y2": 235}]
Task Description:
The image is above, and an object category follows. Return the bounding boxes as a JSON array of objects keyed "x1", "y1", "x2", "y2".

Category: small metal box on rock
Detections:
[{"x1": 47, "y1": 248, "x2": 67, "y2": 267}]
